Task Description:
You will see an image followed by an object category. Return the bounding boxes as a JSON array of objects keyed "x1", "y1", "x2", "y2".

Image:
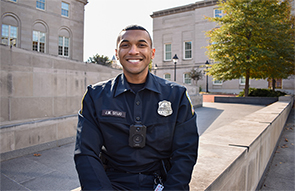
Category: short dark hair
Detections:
[{"x1": 116, "y1": 24, "x2": 153, "y2": 48}]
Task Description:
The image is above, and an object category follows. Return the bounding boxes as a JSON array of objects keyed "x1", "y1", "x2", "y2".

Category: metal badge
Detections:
[{"x1": 157, "y1": 100, "x2": 173, "y2": 117}]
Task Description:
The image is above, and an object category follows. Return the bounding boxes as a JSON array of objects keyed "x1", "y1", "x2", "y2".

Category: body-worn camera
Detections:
[{"x1": 129, "y1": 124, "x2": 146, "y2": 148}]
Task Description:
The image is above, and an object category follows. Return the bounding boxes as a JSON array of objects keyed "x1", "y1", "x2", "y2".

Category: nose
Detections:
[{"x1": 128, "y1": 44, "x2": 139, "y2": 55}]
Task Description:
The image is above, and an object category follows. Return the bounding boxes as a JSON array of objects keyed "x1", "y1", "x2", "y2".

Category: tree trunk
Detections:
[
  {"x1": 272, "y1": 79, "x2": 276, "y2": 91},
  {"x1": 244, "y1": 70, "x2": 250, "y2": 97}
]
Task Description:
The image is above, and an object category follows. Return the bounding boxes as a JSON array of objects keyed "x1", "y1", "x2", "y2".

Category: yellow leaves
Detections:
[{"x1": 33, "y1": 153, "x2": 41, "y2": 157}]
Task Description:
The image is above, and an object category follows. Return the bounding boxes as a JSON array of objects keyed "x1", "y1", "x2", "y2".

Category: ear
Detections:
[
  {"x1": 115, "y1": 49, "x2": 119, "y2": 60},
  {"x1": 151, "y1": 48, "x2": 155, "y2": 59}
]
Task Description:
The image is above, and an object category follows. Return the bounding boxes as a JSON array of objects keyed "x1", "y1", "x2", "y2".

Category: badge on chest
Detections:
[{"x1": 157, "y1": 100, "x2": 173, "y2": 117}]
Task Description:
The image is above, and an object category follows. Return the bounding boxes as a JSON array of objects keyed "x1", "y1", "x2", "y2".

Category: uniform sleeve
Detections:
[
  {"x1": 74, "y1": 86, "x2": 113, "y2": 190},
  {"x1": 164, "y1": 90, "x2": 199, "y2": 190}
]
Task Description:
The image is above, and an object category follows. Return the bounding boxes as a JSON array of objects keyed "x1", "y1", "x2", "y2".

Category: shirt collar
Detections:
[{"x1": 114, "y1": 72, "x2": 161, "y2": 97}]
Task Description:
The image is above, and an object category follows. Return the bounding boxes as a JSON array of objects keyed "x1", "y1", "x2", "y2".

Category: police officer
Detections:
[{"x1": 74, "y1": 25, "x2": 199, "y2": 190}]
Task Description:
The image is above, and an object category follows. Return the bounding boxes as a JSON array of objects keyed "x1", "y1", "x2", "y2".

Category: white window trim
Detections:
[
  {"x1": 58, "y1": 36, "x2": 69, "y2": 57},
  {"x1": 1, "y1": 24, "x2": 18, "y2": 47},
  {"x1": 163, "y1": 73, "x2": 171, "y2": 81},
  {"x1": 183, "y1": 41, "x2": 193, "y2": 60},
  {"x1": 36, "y1": 0, "x2": 46, "y2": 11},
  {"x1": 164, "y1": 43, "x2": 172, "y2": 61},
  {"x1": 33, "y1": 30, "x2": 46, "y2": 53},
  {"x1": 214, "y1": 9, "x2": 223, "y2": 18},
  {"x1": 61, "y1": 2, "x2": 69, "y2": 17},
  {"x1": 183, "y1": 73, "x2": 192, "y2": 85},
  {"x1": 239, "y1": 77, "x2": 246, "y2": 85},
  {"x1": 213, "y1": 79, "x2": 222, "y2": 85}
]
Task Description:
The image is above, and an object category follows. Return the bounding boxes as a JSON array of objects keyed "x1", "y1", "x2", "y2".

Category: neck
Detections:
[{"x1": 124, "y1": 71, "x2": 148, "y2": 84}]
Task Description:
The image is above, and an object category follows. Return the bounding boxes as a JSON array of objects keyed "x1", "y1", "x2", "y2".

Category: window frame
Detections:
[
  {"x1": 164, "y1": 43, "x2": 172, "y2": 61},
  {"x1": 183, "y1": 41, "x2": 192, "y2": 60},
  {"x1": 32, "y1": 30, "x2": 46, "y2": 53},
  {"x1": 58, "y1": 36, "x2": 70, "y2": 57},
  {"x1": 183, "y1": 73, "x2": 192, "y2": 85},
  {"x1": 214, "y1": 9, "x2": 223, "y2": 18},
  {"x1": 239, "y1": 76, "x2": 246, "y2": 85},
  {"x1": 213, "y1": 79, "x2": 223, "y2": 85},
  {"x1": 36, "y1": 0, "x2": 45, "y2": 10},
  {"x1": 163, "y1": 73, "x2": 171, "y2": 81},
  {"x1": 1, "y1": 24, "x2": 18, "y2": 47},
  {"x1": 61, "y1": 2, "x2": 69, "y2": 17}
]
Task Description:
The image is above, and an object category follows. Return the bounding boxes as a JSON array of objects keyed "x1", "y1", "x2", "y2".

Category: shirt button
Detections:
[
  {"x1": 136, "y1": 101, "x2": 140, "y2": 105},
  {"x1": 136, "y1": 117, "x2": 140, "y2": 121}
]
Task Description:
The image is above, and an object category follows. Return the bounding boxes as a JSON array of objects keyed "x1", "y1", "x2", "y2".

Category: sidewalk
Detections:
[
  {"x1": 0, "y1": 103, "x2": 293, "y2": 191},
  {"x1": 259, "y1": 107, "x2": 295, "y2": 190}
]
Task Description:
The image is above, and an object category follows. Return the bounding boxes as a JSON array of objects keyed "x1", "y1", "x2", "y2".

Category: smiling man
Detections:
[{"x1": 74, "y1": 25, "x2": 199, "y2": 191}]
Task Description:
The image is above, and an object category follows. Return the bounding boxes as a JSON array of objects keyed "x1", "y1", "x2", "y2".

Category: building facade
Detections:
[
  {"x1": 1, "y1": 0, "x2": 88, "y2": 62},
  {"x1": 151, "y1": 0, "x2": 294, "y2": 94}
]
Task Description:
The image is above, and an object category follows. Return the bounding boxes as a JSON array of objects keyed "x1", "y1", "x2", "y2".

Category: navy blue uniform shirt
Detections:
[{"x1": 74, "y1": 72, "x2": 199, "y2": 190}]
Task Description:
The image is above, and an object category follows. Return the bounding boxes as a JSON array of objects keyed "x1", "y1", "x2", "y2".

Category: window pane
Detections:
[
  {"x1": 59, "y1": 36, "x2": 63, "y2": 46},
  {"x1": 36, "y1": 0, "x2": 45, "y2": 10},
  {"x1": 33, "y1": 41, "x2": 38, "y2": 51},
  {"x1": 10, "y1": 26, "x2": 17, "y2": 38},
  {"x1": 215, "y1": 9, "x2": 222, "y2": 18},
  {"x1": 58, "y1": 46, "x2": 63, "y2": 55},
  {"x1": 184, "y1": 42, "x2": 192, "y2": 59},
  {"x1": 40, "y1": 42, "x2": 45, "y2": 53},
  {"x1": 33, "y1": 31, "x2": 39, "y2": 42},
  {"x1": 61, "y1": 2, "x2": 69, "y2": 17},
  {"x1": 164, "y1": 44, "x2": 171, "y2": 60},
  {"x1": 2, "y1": 25, "x2": 9, "y2": 37},
  {"x1": 64, "y1": 47, "x2": 69, "y2": 56},
  {"x1": 40, "y1": 32, "x2": 45, "y2": 43},
  {"x1": 64, "y1": 37, "x2": 69, "y2": 47}
]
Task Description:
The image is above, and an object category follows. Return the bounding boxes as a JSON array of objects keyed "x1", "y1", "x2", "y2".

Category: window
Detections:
[
  {"x1": 164, "y1": 73, "x2": 171, "y2": 81},
  {"x1": 183, "y1": 73, "x2": 191, "y2": 84},
  {"x1": 58, "y1": 36, "x2": 69, "y2": 56},
  {"x1": 61, "y1": 2, "x2": 69, "y2": 17},
  {"x1": 213, "y1": 79, "x2": 222, "y2": 85},
  {"x1": 36, "y1": 0, "x2": 45, "y2": 10},
  {"x1": 268, "y1": 79, "x2": 282, "y2": 89},
  {"x1": 239, "y1": 77, "x2": 246, "y2": 85},
  {"x1": 214, "y1": 9, "x2": 223, "y2": 18},
  {"x1": 164, "y1": 43, "x2": 172, "y2": 61},
  {"x1": 1, "y1": 24, "x2": 17, "y2": 47},
  {"x1": 184, "y1": 41, "x2": 192, "y2": 59},
  {"x1": 9, "y1": 0, "x2": 17, "y2": 2},
  {"x1": 33, "y1": 31, "x2": 46, "y2": 53}
]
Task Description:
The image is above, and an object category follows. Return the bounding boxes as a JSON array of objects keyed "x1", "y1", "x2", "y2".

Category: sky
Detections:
[{"x1": 83, "y1": 0, "x2": 201, "y2": 62}]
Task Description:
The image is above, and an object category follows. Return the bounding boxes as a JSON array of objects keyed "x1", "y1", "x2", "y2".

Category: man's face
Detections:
[{"x1": 116, "y1": 30, "x2": 155, "y2": 83}]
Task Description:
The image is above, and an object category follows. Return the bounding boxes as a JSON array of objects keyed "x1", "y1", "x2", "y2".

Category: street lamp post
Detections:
[
  {"x1": 173, "y1": 54, "x2": 178, "y2": 81},
  {"x1": 205, "y1": 60, "x2": 209, "y2": 93},
  {"x1": 154, "y1": 64, "x2": 158, "y2": 75}
]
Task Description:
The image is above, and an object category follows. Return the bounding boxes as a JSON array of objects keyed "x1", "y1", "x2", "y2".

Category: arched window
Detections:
[
  {"x1": 58, "y1": 28, "x2": 70, "y2": 57},
  {"x1": 32, "y1": 21, "x2": 47, "y2": 53},
  {"x1": 164, "y1": 73, "x2": 171, "y2": 81},
  {"x1": 1, "y1": 14, "x2": 19, "y2": 47}
]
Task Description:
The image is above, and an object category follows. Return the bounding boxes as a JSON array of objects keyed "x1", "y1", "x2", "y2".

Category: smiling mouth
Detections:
[{"x1": 127, "y1": 59, "x2": 143, "y2": 63}]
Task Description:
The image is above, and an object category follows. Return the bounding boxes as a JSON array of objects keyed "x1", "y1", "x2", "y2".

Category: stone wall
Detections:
[
  {"x1": 0, "y1": 45, "x2": 121, "y2": 159},
  {"x1": 190, "y1": 96, "x2": 293, "y2": 190}
]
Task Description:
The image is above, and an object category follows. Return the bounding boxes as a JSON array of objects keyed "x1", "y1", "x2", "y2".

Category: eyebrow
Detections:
[{"x1": 120, "y1": 39, "x2": 149, "y2": 44}]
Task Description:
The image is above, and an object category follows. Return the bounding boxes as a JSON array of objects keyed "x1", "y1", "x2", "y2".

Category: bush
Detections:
[{"x1": 238, "y1": 88, "x2": 287, "y2": 97}]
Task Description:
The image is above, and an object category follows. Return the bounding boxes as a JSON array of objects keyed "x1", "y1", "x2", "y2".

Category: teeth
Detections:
[{"x1": 128, "y1": 60, "x2": 140, "y2": 63}]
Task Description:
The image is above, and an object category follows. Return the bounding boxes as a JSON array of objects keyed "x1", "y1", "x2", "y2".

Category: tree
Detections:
[
  {"x1": 189, "y1": 67, "x2": 203, "y2": 85},
  {"x1": 205, "y1": 0, "x2": 295, "y2": 96},
  {"x1": 87, "y1": 54, "x2": 112, "y2": 67}
]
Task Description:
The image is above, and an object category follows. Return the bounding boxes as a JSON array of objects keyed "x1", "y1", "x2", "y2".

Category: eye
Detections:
[
  {"x1": 120, "y1": 43, "x2": 129, "y2": 48},
  {"x1": 138, "y1": 43, "x2": 147, "y2": 48}
]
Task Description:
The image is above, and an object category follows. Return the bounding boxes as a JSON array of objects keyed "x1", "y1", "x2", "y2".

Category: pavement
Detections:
[{"x1": 0, "y1": 102, "x2": 294, "y2": 191}]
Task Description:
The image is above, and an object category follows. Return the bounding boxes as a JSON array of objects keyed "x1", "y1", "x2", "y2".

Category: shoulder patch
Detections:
[{"x1": 186, "y1": 91, "x2": 194, "y2": 115}]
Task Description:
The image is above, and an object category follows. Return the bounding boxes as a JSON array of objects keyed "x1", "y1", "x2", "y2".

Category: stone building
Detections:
[
  {"x1": 1, "y1": 0, "x2": 87, "y2": 62},
  {"x1": 151, "y1": 0, "x2": 294, "y2": 94}
]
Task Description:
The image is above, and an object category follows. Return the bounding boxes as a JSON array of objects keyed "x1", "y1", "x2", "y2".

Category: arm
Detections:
[
  {"x1": 74, "y1": 87, "x2": 113, "y2": 190},
  {"x1": 164, "y1": 91, "x2": 199, "y2": 190}
]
